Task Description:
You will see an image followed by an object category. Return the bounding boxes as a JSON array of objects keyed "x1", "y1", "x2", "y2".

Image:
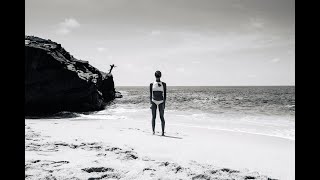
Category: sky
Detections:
[{"x1": 25, "y1": 0, "x2": 295, "y2": 86}]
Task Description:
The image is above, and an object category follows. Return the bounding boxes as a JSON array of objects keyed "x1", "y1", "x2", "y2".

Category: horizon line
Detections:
[{"x1": 115, "y1": 85, "x2": 295, "y2": 87}]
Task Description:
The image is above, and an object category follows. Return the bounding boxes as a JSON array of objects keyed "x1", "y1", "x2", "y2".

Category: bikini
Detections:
[{"x1": 152, "y1": 81, "x2": 164, "y2": 106}]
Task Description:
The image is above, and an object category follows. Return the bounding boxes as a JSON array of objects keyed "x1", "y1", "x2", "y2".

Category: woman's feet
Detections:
[{"x1": 152, "y1": 131, "x2": 165, "y2": 136}]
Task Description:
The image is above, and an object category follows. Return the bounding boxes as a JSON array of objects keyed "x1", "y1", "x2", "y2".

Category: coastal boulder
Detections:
[
  {"x1": 115, "y1": 91, "x2": 123, "y2": 98},
  {"x1": 25, "y1": 36, "x2": 117, "y2": 115}
]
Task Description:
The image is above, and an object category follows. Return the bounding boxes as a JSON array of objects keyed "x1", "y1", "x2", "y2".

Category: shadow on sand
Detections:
[{"x1": 156, "y1": 134, "x2": 183, "y2": 139}]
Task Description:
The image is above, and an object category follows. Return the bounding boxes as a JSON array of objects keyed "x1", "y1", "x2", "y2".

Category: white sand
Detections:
[{"x1": 25, "y1": 110, "x2": 294, "y2": 180}]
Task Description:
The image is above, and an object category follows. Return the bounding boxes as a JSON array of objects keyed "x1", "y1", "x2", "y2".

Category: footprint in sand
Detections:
[
  {"x1": 88, "y1": 173, "x2": 121, "y2": 180},
  {"x1": 83, "y1": 167, "x2": 121, "y2": 180},
  {"x1": 191, "y1": 174, "x2": 211, "y2": 180},
  {"x1": 142, "y1": 156, "x2": 155, "y2": 162},
  {"x1": 50, "y1": 161, "x2": 69, "y2": 167},
  {"x1": 27, "y1": 160, "x2": 70, "y2": 169},
  {"x1": 143, "y1": 168, "x2": 156, "y2": 172},
  {"x1": 82, "y1": 167, "x2": 114, "y2": 173}
]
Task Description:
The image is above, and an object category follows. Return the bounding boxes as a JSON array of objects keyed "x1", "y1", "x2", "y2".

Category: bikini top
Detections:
[
  {"x1": 152, "y1": 81, "x2": 164, "y2": 92},
  {"x1": 152, "y1": 81, "x2": 164, "y2": 101}
]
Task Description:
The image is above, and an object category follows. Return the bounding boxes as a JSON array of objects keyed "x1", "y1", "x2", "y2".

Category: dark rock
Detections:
[
  {"x1": 25, "y1": 36, "x2": 116, "y2": 115},
  {"x1": 115, "y1": 91, "x2": 123, "y2": 98}
]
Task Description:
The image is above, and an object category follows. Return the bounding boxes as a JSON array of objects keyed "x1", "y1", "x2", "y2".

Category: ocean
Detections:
[{"x1": 79, "y1": 86, "x2": 295, "y2": 141}]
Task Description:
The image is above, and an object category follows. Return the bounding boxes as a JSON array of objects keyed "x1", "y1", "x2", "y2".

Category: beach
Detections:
[
  {"x1": 25, "y1": 111, "x2": 294, "y2": 180},
  {"x1": 25, "y1": 87, "x2": 295, "y2": 180}
]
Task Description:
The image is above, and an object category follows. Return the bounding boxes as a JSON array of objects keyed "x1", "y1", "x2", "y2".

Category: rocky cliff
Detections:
[{"x1": 25, "y1": 36, "x2": 117, "y2": 115}]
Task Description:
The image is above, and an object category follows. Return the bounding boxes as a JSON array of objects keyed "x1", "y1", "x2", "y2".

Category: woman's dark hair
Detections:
[{"x1": 155, "y1": 70, "x2": 161, "y2": 78}]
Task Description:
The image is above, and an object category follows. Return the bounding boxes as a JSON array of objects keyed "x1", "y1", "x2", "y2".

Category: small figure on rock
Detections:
[{"x1": 109, "y1": 64, "x2": 117, "y2": 74}]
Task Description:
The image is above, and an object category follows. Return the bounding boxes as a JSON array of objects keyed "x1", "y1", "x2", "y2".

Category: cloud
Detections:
[
  {"x1": 271, "y1": 58, "x2": 280, "y2": 63},
  {"x1": 56, "y1": 18, "x2": 80, "y2": 35},
  {"x1": 61, "y1": 18, "x2": 80, "y2": 28}
]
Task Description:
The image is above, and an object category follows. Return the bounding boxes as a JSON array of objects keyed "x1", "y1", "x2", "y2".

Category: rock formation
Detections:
[{"x1": 25, "y1": 36, "x2": 119, "y2": 115}]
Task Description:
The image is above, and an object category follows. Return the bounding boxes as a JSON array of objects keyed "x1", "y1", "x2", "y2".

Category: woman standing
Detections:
[{"x1": 150, "y1": 71, "x2": 166, "y2": 136}]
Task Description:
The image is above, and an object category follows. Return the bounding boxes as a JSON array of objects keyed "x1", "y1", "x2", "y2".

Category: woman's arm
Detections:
[
  {"x1": 163, "y1": 82, "x2": 167, "y2": 108},
  {"x1": 150, "y1": 83, "x2": 153, "y2": 104}
]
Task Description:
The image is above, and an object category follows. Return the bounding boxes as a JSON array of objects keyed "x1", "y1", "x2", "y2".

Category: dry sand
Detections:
[{"x1": 25, "y1": 115, "x2": 294, "y2": 180}]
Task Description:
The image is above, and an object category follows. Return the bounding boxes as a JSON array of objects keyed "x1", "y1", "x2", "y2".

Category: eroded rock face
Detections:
[{"x1": 25, "y1": 36, "x2": 116, "y2": 115}]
